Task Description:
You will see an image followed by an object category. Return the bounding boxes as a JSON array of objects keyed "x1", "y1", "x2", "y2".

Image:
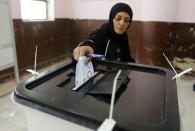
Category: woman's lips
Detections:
[{"x1": 118, "y1": 27, "x2": 124, "y2": 31}]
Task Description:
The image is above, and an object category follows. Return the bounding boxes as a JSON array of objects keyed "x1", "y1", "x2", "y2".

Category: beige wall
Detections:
[{"x1": 11, "y1": 0, "x2": 195, "y2": 23}]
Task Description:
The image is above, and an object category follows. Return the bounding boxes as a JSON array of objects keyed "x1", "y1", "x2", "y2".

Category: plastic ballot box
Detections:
[{"x1": 12, "y1": 59, "x2": 180, "y2": 131}]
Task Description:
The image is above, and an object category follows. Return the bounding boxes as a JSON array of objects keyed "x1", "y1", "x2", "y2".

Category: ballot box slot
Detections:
[
  {"x1": 88, "y1": 70, "x2": 130, "y2": 94},
  {"x1": 57, "y1": 77, "x2": 71, "y2": 88},
  {"x1": 57, "y1": 72, "x2": 75, "y2": 88},
  {"x1": 26, "y1": 64, "x2": 73, "y2": 90},
  {"x1": 89, "y1": 77, "x2": 130, "y2": 104},
  {"x1": 72, "y1": 72, "x2": 103, "y2": 98},
  {"x1": 85, "y1": 70, "x2": 130, "y2": 104},
  {"x1": 73, "y1": 70, "x2": 129, "y2": 102},
  {"x1": 74, "y1": 72, "x2": 107, "y2": 98},
  {"x1": 67, "y1": 72, "x2": 75, "y2": 77}
]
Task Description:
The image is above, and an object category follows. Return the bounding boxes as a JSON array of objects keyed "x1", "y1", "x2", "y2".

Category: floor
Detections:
[
  {"x1": 0, "y1": 59, "x2": 69, "y2": 131},
  {"x1": 0, "y1": 60, "x2": 195, "y2": 131}
]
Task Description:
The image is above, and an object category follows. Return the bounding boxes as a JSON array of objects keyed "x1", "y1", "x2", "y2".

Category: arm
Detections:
[
  {"x1": 80, "y1": 24, "x2": 108, "y2": 54},
  {"x1": 121, "y1": 40, "x2": 136, "y2": 63},
  {"x1": 73, "y1": 24, "x2": 108, "y2": 64}
]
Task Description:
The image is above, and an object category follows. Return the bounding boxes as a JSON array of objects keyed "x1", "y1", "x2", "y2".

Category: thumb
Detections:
[
  {"x1": 84, "y1": 46, "x2": 94, "y2": 64},
  {"x1": 85, "y1": 57, "x2": 92, "y2": 64}
]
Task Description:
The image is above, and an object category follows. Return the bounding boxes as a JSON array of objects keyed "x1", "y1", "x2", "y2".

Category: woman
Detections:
[{"x1": 73, "y1": 3, "x2": 135, "y2": 64}]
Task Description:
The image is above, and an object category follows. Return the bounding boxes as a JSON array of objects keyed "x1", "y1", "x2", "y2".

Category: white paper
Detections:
[{"x1": 73, "y1": 56, "x2": 95, "y2": 90}]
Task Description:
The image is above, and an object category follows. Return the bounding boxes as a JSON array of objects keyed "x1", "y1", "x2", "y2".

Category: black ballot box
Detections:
[{"x1": 12, "y1": 59, "x2": 180, "y2": 131}]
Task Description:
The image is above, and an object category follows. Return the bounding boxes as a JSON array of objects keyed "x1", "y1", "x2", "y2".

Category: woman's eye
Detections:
[
  {"x1": 116, "y1": 17, "x2": 121, "y2": 21},
  {"x1": 125, "y1": 19, "x2": 130, "y2": 23}
]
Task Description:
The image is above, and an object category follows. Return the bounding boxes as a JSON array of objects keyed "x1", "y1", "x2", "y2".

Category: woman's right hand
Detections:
[{"x1": 73, "y1": 46, "x2": 94, "y2": 64}]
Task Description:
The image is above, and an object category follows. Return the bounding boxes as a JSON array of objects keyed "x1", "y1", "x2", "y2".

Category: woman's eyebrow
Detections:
[
  {"x1": 116, "y1": 15, "x2": 121, "y2": 18},
  {"x1": 116, "y1": 15, "x2": 130, "y2": 19}
]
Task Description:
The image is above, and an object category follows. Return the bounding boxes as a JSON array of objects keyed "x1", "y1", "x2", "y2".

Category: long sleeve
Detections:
[
  {"x1": 80, "y1": 24, "x2": 109, "y2": 55},
  {"x1": 122, "y1": 40, "x2": 136, "y2": 63},
  {"x1": 76, "y1": 23, "x2": 135, "y2": 63}
]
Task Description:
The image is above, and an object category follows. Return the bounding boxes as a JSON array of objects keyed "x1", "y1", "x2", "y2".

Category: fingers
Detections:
[
  {"x1": 84, "y1": 46, "x2": 94, "y2": 64},
  {"x1": 79, "y1": 46, "x2": 86, "y2": 57},
  {"x1": 73, "y1": 46, "x2": 86, "y2": 60},
  {"x1": 85, "y1": 57, "x2": 92, "y2": 64},
  {"x1": 73, "y1": 46, "x2": 94, "y2": 64},
  {"x1": 87, "y1": 46, "x2": 94, "y2": 54},
  {"x1": 73, "y1": 47, "x2": 80, "y2": 61}
]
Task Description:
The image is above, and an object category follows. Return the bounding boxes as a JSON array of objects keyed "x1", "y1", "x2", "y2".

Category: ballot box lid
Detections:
[{"x1": 13, "y1": 59, "x2": 179, "y2": 131}]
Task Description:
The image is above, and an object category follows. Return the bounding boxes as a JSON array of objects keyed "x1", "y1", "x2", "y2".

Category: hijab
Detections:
[{"x1": 102, "y1": 3, "x2": 133, "y2": 41}]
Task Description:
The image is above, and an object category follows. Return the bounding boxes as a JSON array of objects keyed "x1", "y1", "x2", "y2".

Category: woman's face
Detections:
[{"x1": 113, "y1": 12, "x2": 130, "y2": 35}]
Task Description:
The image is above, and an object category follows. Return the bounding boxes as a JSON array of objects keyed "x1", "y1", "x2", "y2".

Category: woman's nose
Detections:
[{"x1": 119, "y1": 20, "x2": 125, "y2": 26}]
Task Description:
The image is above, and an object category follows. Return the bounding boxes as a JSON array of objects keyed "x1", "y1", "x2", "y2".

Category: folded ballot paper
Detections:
[{"x1": 73, "y1": 56, "x2": 95, "y2": 90}]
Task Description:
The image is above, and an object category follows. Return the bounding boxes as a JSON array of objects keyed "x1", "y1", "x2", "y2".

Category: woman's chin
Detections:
[{"x1": 116, "y1": 31, "x2": 125, "y2": 35}]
